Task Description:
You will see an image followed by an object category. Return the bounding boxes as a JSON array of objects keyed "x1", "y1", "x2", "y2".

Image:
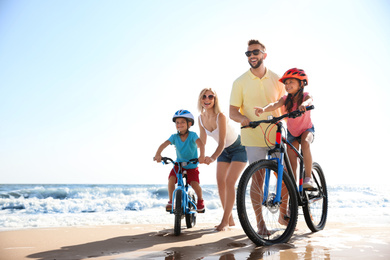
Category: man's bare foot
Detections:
[
  {"x1": 278, "y1": 214, "x2": 290, "y2": 226},
  {"x1": 257, "y1": 225, "x2": 271, "y2": 236}
]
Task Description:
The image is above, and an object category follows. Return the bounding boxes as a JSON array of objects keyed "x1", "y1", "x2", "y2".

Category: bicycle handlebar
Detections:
[
  {"x1": 242, "y1": 105, "x2": 314, "y2": 129},
  {"x1": 160, "y1": 157, "x2": 199, "y2": 165}
]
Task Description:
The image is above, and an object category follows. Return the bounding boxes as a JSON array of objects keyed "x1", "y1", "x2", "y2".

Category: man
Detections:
[
  {"x1": 230, "y1": 39, "x2": 285, "y2": 164},
  {"x1": 230, "y1": 39, "x2": 287, "y2": 234}
]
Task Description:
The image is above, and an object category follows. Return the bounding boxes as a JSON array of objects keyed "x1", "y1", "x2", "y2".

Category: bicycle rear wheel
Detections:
[
  {"x1": 302, "y1": 162, "x2": 328, "y2": 232},
  {"x1": 185, "y1": 191, "x2": 196, "y2": 228},
  {"x1": 237, "y1": 160, "x2": 298, "y2": 246},
  {"x1": 174, "y1": 189, "x2": 183, "y2": 236}
]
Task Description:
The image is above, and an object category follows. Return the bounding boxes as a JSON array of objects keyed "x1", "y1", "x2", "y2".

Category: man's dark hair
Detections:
[{"x1": 248, "y1": 39, "x2": 266, "y2": 51}]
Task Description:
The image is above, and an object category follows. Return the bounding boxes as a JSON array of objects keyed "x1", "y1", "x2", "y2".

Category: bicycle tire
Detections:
[
  {"x1": 237, "y1": 159, "x2": 298, "y2": 246},
  {"x1": 174, "y1": 189, "x2": 182, "y2": 236},
  {"x1": 185, "y1": 191, "x2": 196, "y2": 228},
  {"x1": 302, "y1": 162, "x2": 328, "y2": 232}
]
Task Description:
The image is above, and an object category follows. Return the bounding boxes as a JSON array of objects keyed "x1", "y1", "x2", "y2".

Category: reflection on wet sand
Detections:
[{"x1": 163, "y1": 242, "x2": 331, "y2": 260}]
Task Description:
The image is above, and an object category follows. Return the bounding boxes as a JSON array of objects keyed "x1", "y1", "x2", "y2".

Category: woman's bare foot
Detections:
[
  {"x1": 215, "y1": 222, "x2": 230, "y2": 231},
  {"x1": 229, "y1": 216, "x2": 235, "y2": 227}
]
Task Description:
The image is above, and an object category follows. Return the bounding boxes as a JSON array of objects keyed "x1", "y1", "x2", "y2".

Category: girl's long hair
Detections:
[
  {"x1": 285, "y1": 81, "x2": 304, "y2": 112},
  {"x1": 197, "y1": 88, "x2": 221, "y2": 115}
]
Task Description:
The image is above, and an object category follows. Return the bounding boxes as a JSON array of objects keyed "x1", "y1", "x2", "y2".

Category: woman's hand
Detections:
[{"x1": 204, "y1": 156, "x2": 215, "y2": 165}]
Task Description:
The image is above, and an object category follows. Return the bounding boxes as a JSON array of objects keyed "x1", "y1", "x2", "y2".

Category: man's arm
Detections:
[{"x1": 230, "y1": 105, "x2": 250, "y2": 127}]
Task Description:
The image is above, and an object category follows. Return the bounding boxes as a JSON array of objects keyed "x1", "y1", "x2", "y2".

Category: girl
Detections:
[
  {"x1": 198, "y1": 88, "x2": 247, "y2": 231},
  {"x1": 254, "y1": 68, "x2": 315, "y2": 189}
]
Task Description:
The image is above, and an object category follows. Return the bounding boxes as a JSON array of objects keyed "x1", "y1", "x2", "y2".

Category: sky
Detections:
[{"x1": 1, "y1": 0, "x2": 389, "y2": 186}]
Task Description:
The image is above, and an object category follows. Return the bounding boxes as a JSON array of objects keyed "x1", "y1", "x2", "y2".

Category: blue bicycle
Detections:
[
  {"x1": 161, "y1": 157, "x2": 198, "y2": 236},
  {"x1": 236, "y1": 105, "x2": 328, "y2": 245}
]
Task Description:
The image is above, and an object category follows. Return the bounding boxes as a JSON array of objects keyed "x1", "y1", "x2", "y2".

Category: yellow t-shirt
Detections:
[{"x1": 230, "y1": 68, "x2": 286, "y2": 147}]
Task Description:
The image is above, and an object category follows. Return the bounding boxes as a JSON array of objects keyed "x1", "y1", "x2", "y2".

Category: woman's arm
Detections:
[
  {"x1": 196, "y1": 138, "x2": 205, "y2": 164},
  {"x1": 198, "y1": 116, "x2": 207, "y2": 146},
  {"x1": 210, "y1": 113, "x2": 227, "y2": 162}
]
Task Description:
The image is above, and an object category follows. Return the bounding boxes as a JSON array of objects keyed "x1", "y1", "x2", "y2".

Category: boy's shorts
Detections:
[
  {"x1": 169, "y1": 166, "x2": 200, "y2": 184},
  {"x1": 287, "y1": 125, "x2": 315, "y2": 144}
]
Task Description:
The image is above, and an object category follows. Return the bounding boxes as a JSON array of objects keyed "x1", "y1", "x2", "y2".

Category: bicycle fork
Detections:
[{"x1": 263, "y1": 122, "x2": 284, "y2": 206}]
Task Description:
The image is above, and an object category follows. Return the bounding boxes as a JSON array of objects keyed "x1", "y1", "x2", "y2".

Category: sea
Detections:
[{"x1": 1, "y1": 184, "x2": 389, "y2": 231}]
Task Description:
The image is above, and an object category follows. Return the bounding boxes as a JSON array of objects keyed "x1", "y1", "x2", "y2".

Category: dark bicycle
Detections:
[
  {"x1": 236, "y1": 105, "x2": 328, "y2": 245},
  {"x1": 161, "y1": 157, "x2": 198, "y2": 236}
]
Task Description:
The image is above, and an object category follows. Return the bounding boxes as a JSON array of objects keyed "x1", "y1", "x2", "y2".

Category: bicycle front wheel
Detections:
[
  {"x1": 237, "y1": 160, "x2": 298, "y2": 246},
  {"x1": 174, "y1": 189, "x2": 182, "y2": 236},
  {"x1": 302, "y1": 162, "x2": 328, "y2": 232},
  {"x1": 185, "y1": 191, "x2": 196, "y2": 228}
]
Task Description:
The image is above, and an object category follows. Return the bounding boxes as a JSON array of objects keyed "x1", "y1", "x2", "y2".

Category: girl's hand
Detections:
[
  {"x1": 254, "y1": 107, "x2": 265, "y2": 117},
  {"x1": 298, "y1": 105, "x2": 307, "y2": 112},
  {"x1": 204, "y1": 156, "x2": 215, "y2": 165}
]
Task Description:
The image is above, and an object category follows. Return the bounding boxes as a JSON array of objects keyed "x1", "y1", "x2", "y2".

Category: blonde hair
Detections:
[{"x1": 197, "y1": 88, "x2": 222, "y2": 115}]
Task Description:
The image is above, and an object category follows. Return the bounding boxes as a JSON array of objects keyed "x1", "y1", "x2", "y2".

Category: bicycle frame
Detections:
[
  {"x1": 170, "y1": 162, "x2": 197, "y2": 215},
  {"x1": 264, "y1": 121, "x2": 316, "y2": 208},
  {"x1": 256, "y1": 106, "x2": 315, "y2": 208}
]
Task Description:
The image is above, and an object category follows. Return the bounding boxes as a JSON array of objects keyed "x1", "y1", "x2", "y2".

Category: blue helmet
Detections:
[{"x1": 172, "y1": 109, "x2": 195, "y2": 125}]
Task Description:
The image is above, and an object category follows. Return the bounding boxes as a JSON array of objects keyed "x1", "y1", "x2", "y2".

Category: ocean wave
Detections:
[{"x1": 1, "y1": 184, "x2": 389, "y2": 230}]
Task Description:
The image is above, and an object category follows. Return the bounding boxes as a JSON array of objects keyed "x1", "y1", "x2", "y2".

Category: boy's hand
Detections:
[
  {"x1": 154, "y1": 155, "x2": 162, "y2": 162},
  {"x1": 254, "y1": 106, "x2": 265, "y2": 117},
  {"x1": 198, "y1": 155, "x2": 205, "y2": 164}
]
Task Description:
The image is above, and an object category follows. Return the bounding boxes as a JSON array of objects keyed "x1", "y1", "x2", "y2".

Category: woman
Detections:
[{"x1": 198, "y1": 88, "x2": 247, "y2": 231}]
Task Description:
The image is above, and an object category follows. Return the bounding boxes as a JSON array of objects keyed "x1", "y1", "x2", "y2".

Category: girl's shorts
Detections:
[
  {"x1": 169, "y1": 166, "x2": 200, "y2": 184},
  {"x1": 217, "y1": 135, "x2": 247, "y2": 163},
  {"x1": 287, "y1": 125, "x2": 315, "y2": 144}
]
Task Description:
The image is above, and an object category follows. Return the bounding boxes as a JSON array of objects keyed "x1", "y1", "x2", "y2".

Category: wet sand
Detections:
[{"x1": 1, "y1": 221, "x2": 389, "y2": 259}]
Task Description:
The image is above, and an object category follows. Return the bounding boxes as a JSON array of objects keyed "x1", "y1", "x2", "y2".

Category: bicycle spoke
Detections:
[{"x1": 237, "y1": 160, "x2": 298, "y2": 245}]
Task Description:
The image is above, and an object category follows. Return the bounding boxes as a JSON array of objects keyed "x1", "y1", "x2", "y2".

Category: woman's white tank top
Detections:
[{"x1": 198, "y1": 113, "x2": 238, "y2": 148}]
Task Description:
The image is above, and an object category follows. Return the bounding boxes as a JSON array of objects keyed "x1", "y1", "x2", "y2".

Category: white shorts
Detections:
[{"x1": 245, "y1": 146, "x2": 272, "y2": 164}]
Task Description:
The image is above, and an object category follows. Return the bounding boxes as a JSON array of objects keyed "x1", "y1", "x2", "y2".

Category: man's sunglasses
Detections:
[
  {"x1": 202, "y1": 95, "x2": 215, "y2": 100},
  {"x1": 245, "y1": 49, "x2": 265, "y2": 57}
]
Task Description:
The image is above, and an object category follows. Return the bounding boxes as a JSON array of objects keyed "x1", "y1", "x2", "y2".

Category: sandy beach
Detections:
[{"x1": 1, "y1": 220, "x2": 389, "y2": 260}]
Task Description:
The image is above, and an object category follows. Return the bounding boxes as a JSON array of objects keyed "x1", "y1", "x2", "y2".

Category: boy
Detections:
[{"x1": 154, "y1": 109, "x2": 206, "y2": 212}]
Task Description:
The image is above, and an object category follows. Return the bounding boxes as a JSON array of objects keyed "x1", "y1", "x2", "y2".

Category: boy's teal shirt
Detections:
[{"x1": 168, "y1": 131, "x2": 199, "y2": 169}]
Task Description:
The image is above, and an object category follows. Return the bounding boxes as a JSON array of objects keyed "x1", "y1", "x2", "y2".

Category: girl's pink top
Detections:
[{"x1": 282, "y1": 92, "x2": 313, "y2": 137}]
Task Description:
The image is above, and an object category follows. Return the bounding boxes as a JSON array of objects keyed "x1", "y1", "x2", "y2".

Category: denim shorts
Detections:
[
  {"x1": 217, "y1": 135, "x2": 247, "y2": 163},
  {"x1": 287, "y1": 125, "x2": 315, "y2": 144}
]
